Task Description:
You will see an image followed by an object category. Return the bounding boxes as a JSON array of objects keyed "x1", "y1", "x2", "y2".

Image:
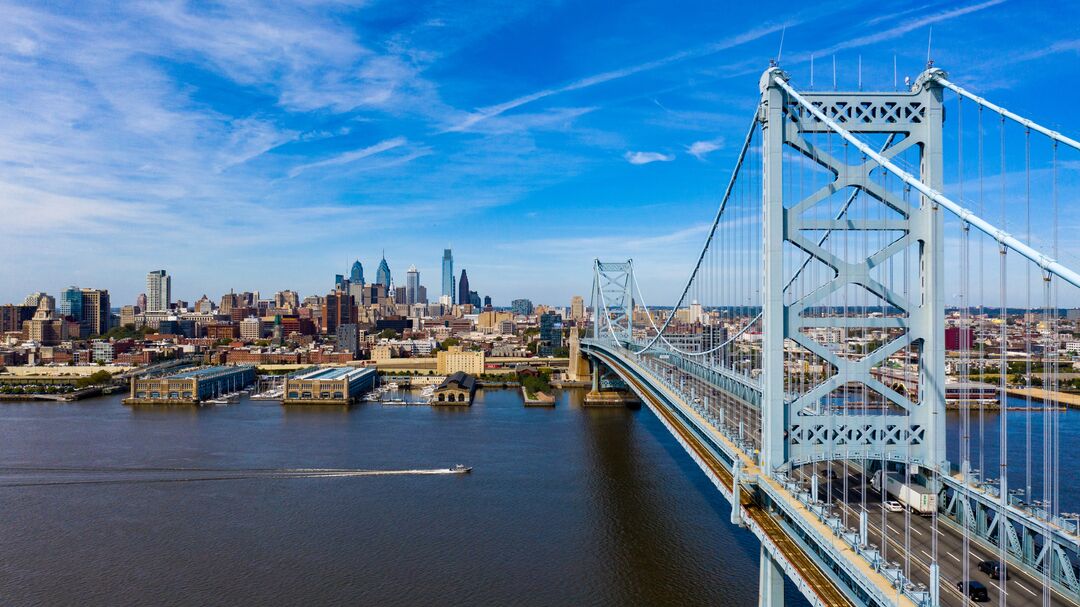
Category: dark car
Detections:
[
  {"x1": 957, "y1": 580, "x2": 990, "y2": 602},
  {"x1": 978, "y1": 560, "x2": 1011, "y2": 580}
]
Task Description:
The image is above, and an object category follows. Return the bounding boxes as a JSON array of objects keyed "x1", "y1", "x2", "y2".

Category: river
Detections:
[{"x1": 0, "y1": 388, "x2": 798, "y2": 606}]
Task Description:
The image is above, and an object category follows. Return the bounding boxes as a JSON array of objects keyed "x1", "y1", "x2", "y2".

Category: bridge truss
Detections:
[{"x1": 583, "y1": 64, "x2": 1080, "y2": 606}]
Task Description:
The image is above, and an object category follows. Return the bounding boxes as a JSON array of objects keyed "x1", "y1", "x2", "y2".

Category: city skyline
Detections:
[{"x1": 3, "y1": 2, "x2": 1080, "y2": 305}]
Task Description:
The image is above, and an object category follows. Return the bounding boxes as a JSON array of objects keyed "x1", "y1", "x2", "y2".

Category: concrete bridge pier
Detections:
[
  {"x1": 759, "y1": 545, "x2": 785, "y2": 606},
  {"x1": 583, "y1": 359, "x2": 639, "y2": 407}
]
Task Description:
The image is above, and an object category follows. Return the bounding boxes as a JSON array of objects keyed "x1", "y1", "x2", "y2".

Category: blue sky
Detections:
[{"x1": 1, "y1": 0, "x2": 1079, "y2": 307}]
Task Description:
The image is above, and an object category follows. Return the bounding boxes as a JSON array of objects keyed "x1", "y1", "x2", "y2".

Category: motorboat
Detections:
[{"x1": 450, "y1": 464, "x2": 472, "y2": 474}]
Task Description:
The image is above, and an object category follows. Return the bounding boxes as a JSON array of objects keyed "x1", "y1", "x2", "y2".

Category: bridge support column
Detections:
[
  {"x1": 731, "y1": 459, "x2": 743, "y2": 527},
  {"x1": 758, "y1": 545, "x2": 785, "y2": 607}
]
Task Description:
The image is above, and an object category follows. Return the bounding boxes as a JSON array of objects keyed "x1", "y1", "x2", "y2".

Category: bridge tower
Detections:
[
  {"x1": 591, "y1": 260, "x2": 635, "y2": 344},
  {"x1": 758, "y1": 67, "x2": 947, "y2": 475}
]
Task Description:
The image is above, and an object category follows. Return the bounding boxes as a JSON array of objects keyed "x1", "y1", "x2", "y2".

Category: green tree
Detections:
[{"x1": 76, "y1": 370, "x2": 113, "y2": 389}]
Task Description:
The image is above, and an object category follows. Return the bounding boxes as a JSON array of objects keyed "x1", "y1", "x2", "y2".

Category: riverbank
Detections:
[{"x1": 1006, "y1": 387, "x2": 1080, "y2": 409}]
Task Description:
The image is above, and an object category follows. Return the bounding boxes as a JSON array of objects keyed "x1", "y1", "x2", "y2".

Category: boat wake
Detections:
[{"x1": 0, "y1": 465, "x2": 470, "y2": 487}]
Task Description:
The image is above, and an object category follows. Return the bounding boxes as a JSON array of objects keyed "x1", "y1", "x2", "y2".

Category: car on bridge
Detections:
[
  {"x1": 883, "y1": 500, "x2": 903, "y2": 512},
  {"x1": 956, "y1": 580, "x2": 989, "y2": 602},
  {"x1": 978, "y1": 560, "x2": 1011, "y2": 580}
]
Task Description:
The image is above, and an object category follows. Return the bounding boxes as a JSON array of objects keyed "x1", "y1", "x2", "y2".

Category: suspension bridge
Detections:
[{"x1": 576, "y1": 64, "x2": 1080, "y2": 606}]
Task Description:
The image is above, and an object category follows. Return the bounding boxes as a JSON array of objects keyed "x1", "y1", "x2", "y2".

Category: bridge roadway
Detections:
[
  {"x1": 589, "y1": 346, "x2": 909, "y2": 606},
  {"x1": 589, "y1": 342, "x2": 1076, "y2": 606},
  {"x1": 643, "y1": 348, "x2": 1075, "y2": 606},
  {"x1": 795, "y1": 462, "x2": 1072, "y2": 607}
]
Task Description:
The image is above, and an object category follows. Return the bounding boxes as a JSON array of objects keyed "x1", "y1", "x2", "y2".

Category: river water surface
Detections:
[{"x1": 0, "y1": 388, "x2": 802, "y2": 606}]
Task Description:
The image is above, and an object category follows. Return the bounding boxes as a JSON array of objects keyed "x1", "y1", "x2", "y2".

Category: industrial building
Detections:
[
  {"x1": 283, "y1": 366, "x2": 377, "y2": 405},
  {"x1": 126, "y1": 365, "x2": 255, "y2": 405}
]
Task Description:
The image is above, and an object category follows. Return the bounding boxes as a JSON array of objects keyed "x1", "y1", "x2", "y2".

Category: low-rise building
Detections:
[
  {"x1": 283, "y1": 366, "x2": 377, "y2": 405},
  {"x1": 126, "y1": 365, "x2": 256, "y2": 405},
  {"x1": 432, "y1": 371, "x2": 476, "y2": 405}
]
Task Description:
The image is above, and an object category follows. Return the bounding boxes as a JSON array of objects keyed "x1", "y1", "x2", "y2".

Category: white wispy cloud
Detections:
[
  {"x1": 287, "y1": 137, "x2": 409, "y2": 178},
  {"x1": 625, "y1": 151, "x2": 675, "y2": 165},
  {"x1": 687, "y1": 139, "x2": 723, "y2": 160},
  {"x1": 808, "y1": 0, "x2": 1005, "y2": 57},
  {"x1": 446, "y1": 21, "x2": 793, "y2": 132}
]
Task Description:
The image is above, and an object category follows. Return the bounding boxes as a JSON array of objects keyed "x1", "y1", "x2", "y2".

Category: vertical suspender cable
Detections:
[{"x1": 1025, "y1": 128, "x2": 1033, "y2": 506}]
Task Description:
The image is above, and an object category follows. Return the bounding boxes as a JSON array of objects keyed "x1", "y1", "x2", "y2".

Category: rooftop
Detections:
[
  {"x1": 169, "y1": 365, "x2": 252, "y2": 380},
  {"x1": 294, "y1": 366, "x2": 375, "y2": 381}
]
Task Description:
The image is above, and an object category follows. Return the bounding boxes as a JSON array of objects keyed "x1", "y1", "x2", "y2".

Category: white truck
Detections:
[{"x1": 875, "y1": 472, "x2": 938, "y2": 515}]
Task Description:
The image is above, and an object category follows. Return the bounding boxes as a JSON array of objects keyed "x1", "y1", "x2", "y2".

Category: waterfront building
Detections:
[
  {"x1": 511, "y1": 298, "x2": 534, "y2": 316},
  {"x1": 127, "y1": 365, "x2": 256, "y2": 405},
  {"x1": 432, "y1": 371, "x2": 477, "y2": 405},
  {"x1": 283, "y1": 366, "x2": 377, "y2": 405},
  {"x1": 441, "y1": 249, "x2": 455, "y2": 301},
  {"x1": 436, "y1": 346, "x2": 485, "y2": 375},
  {"x1": 136, "y1": 293, "x2": 147, "y2": 311},
  {"x1": 406, "y1": 265, "x2": 420, "y2": 305},
  {"x1": 146, "y1": 270, "x2": 171, "y2": 312},
  {"x1": 458, "y1": 269, "x2": 470, "y2": 305},
  {"x1": 376, "y1": 254, "x2": 392, "y2": 287},
  {"x1": 350, "y1": 260, "x2": 365, "y2": 285}
]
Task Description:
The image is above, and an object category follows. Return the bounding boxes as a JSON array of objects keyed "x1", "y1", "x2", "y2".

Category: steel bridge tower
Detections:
[{"x1": 759, "y1": 67, "x2": 947, "y2": 475}]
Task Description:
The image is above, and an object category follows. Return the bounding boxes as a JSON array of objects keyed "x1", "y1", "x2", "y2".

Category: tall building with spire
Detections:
[
  {"x1": 458, "y1": 269, "x2": 470, "y2": 305},
  {"x1": 376, "y1": 253, "x2": 392, "y2": 288},
  {"x1": 441, "y1": 249, "x2": 454, "y2": 301},
  {"x1": 406, "y1": 265, "x2": 420, "y2": 305},
  {"x1": 350, "y1": 260, "x2": 365, "y2": 285}
]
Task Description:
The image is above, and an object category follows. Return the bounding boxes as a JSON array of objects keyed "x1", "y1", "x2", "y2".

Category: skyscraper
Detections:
[
  {"x1": 458, "y1": 269, "x2": 470, "y2": 305},
  {"x1": 406, "y1": 265, "x2": 420, "y2": 305},
  {"x1": 60, "y1": 286, "x2": 82, "y2": 319},
  {"x1": 146, "y1": 270, "x2": 171, "y2": 312},
  {"x1": 80, "y1": 288, "x2": 110, "y2": 337},
  {"x1": 441, "y1": 249, "x2": 454, "y2": 301},
  {"x1": 376, "y1": 254, "x2": 392, "y2": 288},
  {"x1": 570, "y1": 295, "x2": 584, "y2": 321},
  {"x1": 350, "y1": 260, "x2": 365, "y2": 285}
]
